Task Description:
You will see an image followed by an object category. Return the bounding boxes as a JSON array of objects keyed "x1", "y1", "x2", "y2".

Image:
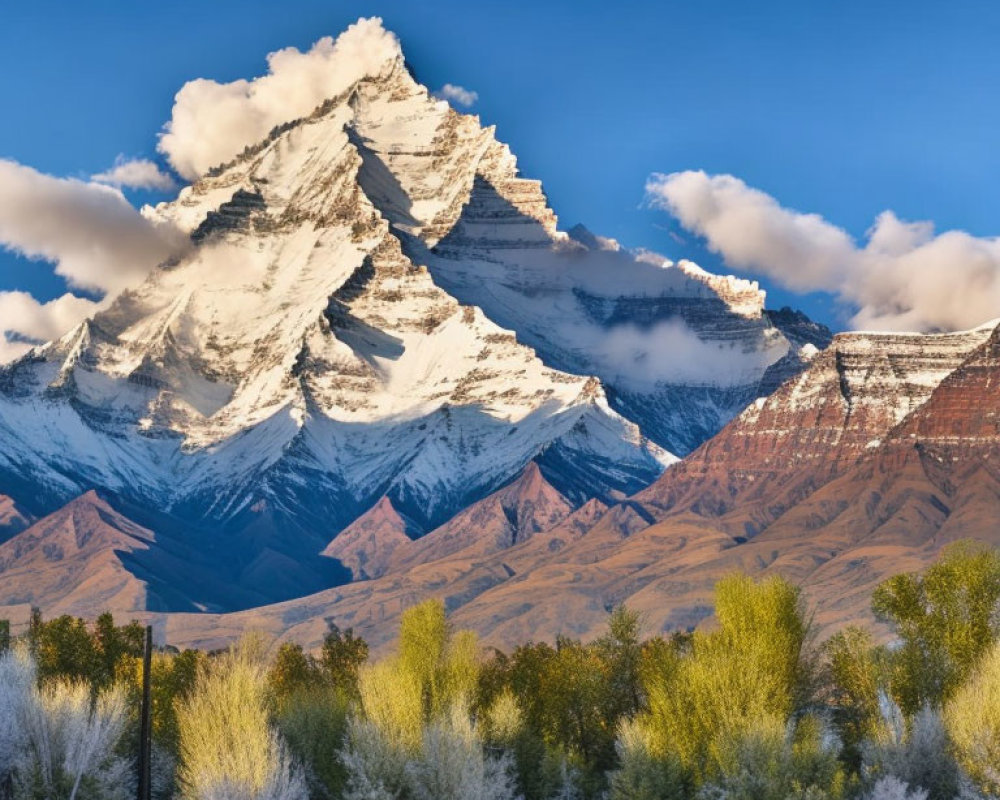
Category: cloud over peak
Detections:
[
  {"x1": 434, "y1": 83, "x2": 479, "y2": 107},
  {"x1": 92, "y1": 156, "x2": 177, "y2": 191},
  {"x1": 0, "y1": 159, "x2": 188, "y2": 363},
  {"x1": 648, "y1": 170, "x2": 1000, "y2": 332},
  {"x1": 158, "y1": 17, "x2": 402, "y2": 180}
]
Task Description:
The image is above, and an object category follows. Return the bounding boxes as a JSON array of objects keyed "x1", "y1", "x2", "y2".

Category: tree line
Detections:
[{"x1": 2, "y1": 541, "x2": 1000, "y2": 799}]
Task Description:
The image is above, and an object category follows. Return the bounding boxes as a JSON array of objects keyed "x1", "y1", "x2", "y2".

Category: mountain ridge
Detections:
[
  {"x1": 84, "y1": 316, "x2": 1000, "y2": 653},
  {"x1": 0, "y1": 22, "x2": 840, "y2": 639}
]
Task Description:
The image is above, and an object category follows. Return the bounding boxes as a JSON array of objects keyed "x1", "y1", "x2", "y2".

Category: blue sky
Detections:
[{"x1": 1, "y1": 0, "x2": 999, "y2": 330}]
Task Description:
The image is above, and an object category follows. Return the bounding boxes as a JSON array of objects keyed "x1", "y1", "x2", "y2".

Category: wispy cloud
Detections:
[
  {"x1": 92, "y1": 156, "x2": 177, "y2": 191},
  {"x1": 565, "y1": 316, "x2": 785, "y2": 389},
  {"x1": 0, "y1": 292, "x2": 97, "y2": 363},
  {"x1": 433, "y1": 83, "x2": 479, "y2": 107},
  {"x1": 158, "y1": 17, "x2": 402, "y2": 180},
  {"x1": 648, "y1": 170, "x2": 1000, "y2": 332},
  {"x1": 0, "y1": 159, "x2": 188, "y2": 362}
]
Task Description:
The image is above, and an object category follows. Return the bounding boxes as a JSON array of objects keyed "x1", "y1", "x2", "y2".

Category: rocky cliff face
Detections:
[{"x1": 632, "y1": 324, "x2": 997, "y2": 534}]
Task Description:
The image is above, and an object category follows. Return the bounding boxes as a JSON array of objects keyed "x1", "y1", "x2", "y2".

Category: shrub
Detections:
[
  {"x1": 945, "y1": 640, "x2": 1000, "y2": 796},
  {"x1": 824, "y1": 626, "x2": 886, "y2": 770},
  {"x1": 606, "y1": 717, "x2": 686, "y2": 800},
  {"x1": 482, "y1": 687, "x2": 565, "y2": 800},
  {"x1": 275, "y1": 687, "x2": 350, "y2": 799},
  {"x1": 339, "y1": 715, "x2": 410, "y2": 800},
  {"x1": 14, "y1": 677, "x2": 130, "y2": 800},
  {"x1": 480, "y1": 609, "x2": 652, "y2": 796},
  {"x1": 862, "y1": 701, "x2": 961, "y2": 800},
  {"x1": 355, "y1": 598, "x2": 480, "y2": 755},
  {"x1": 483, "y1": 689, "x2": 524, "y2": 747},
  {"x1": 357, "y1": 658, "x2": 425, "y2": 752},
  {"x1": 863, "y1": 776, "x2": 929, "y2": 800},
  {"x1": 320, "y1": 624, "x2": 368, "y2": 698},
  {"x1": 695, "y1": 715, "x2": 845, "y2": 800},
  {"x1": 405, "y1": 702, "x2": 519, "y2": 800},
  {"x1": 116, "y1": 648, "x2": 202, "y2": 762},
  {"x1": 267, "y1": 643, "x2": 321, "y2": 705},
  {"x1": 175, "y1": 637, "x2": 306, "y2": 800},
  {"x1": 398, "y1": 599, "x2": 479, "y2": 719},
  {"x1": 0, "y1": 647, "x2": 35, "y2": 789}
]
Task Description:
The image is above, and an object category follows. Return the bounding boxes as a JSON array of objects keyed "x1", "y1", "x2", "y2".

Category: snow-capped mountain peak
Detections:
[{"x1": 0, "y1": 21, "x2": 827, "y2": 611}]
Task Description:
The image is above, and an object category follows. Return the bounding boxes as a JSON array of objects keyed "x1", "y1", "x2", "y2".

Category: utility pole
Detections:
[{"x1": 136, "y1": 625, "x2": 153, "y2": 800}]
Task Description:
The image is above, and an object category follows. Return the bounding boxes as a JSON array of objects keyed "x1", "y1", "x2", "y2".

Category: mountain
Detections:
[
  {"x1": 0, "y1": 58, "x2": 671, "y2": 572},
  {"x1": 321, "y1": 495, "x2": 416, "y2": 581},
  {"x1": 321, "y1": 462, "x2": 572, "y2": 580},
  {"x1": 0, "y1": 491, "x2": 172, "y2": 617},
  {"x1": 0, "y1": 495, "x2": 30, "y2": 543},
  {"x1": 383, "y1": 461, "x2": 575, "y2": 574},
  {"x1": 132, "y1": 319, "x2": 1000, "y2": 652},
  {"x1": 426, "y1": 216, "x2": 831, "y2": 456},
  {"x1": 633, "y1": 323, "x2": 998, "y2": 529},
  {"x1": 0, "y1": 24, "x2": 830, "y2": 617}
]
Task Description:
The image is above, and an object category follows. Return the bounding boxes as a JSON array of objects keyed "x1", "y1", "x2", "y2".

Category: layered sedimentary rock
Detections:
[{"x1": 633, "y1": 324, "x2": 998, "y2": 534}]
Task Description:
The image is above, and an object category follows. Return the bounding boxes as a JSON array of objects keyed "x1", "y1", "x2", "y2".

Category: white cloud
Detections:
[
  {"x1": 0, "y1": 159, "x2": 188, "y2": 362},
  {"x1": 0, "y1": 292, "x2": 99, "y2": 363},
  {"x1": 648, "y1": 170, "x2": 1000, "y2": 332},
  {"x1": 582, "y1": 317, "x2": 785, "y2": 388},
  {"x1": 0, "y1": 159, "x2": 186, "y2": 294},
  {"x1": 434, "y1": 83, "x2": 478, "y2": 107},
  {"x1": 92, "y1": 156, "x2": 177, "y2": 191},
  {"x1": 158, "y1": 17, "x2": 402, "y2": 180},
  {"x1": 477, "y1": 239, "x2": 787, "y2": 388}
]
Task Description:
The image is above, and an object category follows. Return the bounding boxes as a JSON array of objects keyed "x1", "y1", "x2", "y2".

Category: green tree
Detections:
[
  {"x1": 479, "y1": 608, "x2": 658, "y2": 797},
  {"x1": 268, "y1": 642, "x2": 321, "y2": 706},
  {"x1": 872, "y1": 541, "x2": 1000, "y2": 713},
  {"x1": 356, "y1": 598, "x2": 480, "y2": 751},
  {"x1": 347, "y1": 601, "x2": 490, "y2": 798},
  {"x1": 92, "y1": 612, "x2": 145, "y2": 688},
  {"x1": 478, "y1": 647, "x2": 565, "y2": 800},
  {"x1": 276, "y1": 687, "x2": 350, "y2": 800},
  {"x1": 30, "y1": 614, "x2": 97, "y2": 685},
  {"x1": 118, "y1": 647, "x2": 203, "y2": 760},
  {"x1": 396, "y1": 599, "x2": 479, "y2": 719},
  {"x1": 824, "y1": 626, "x2": 885, "y2": 770},
  {"x1": 26, "y1": 612, "x2": 145, "y2": 691},
  {"x1": 319, "y1": 624, "x2": 368, "y2": 697},
  {"x1": 594, "y1": 606, "x2": 645, "y2": 721}
]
